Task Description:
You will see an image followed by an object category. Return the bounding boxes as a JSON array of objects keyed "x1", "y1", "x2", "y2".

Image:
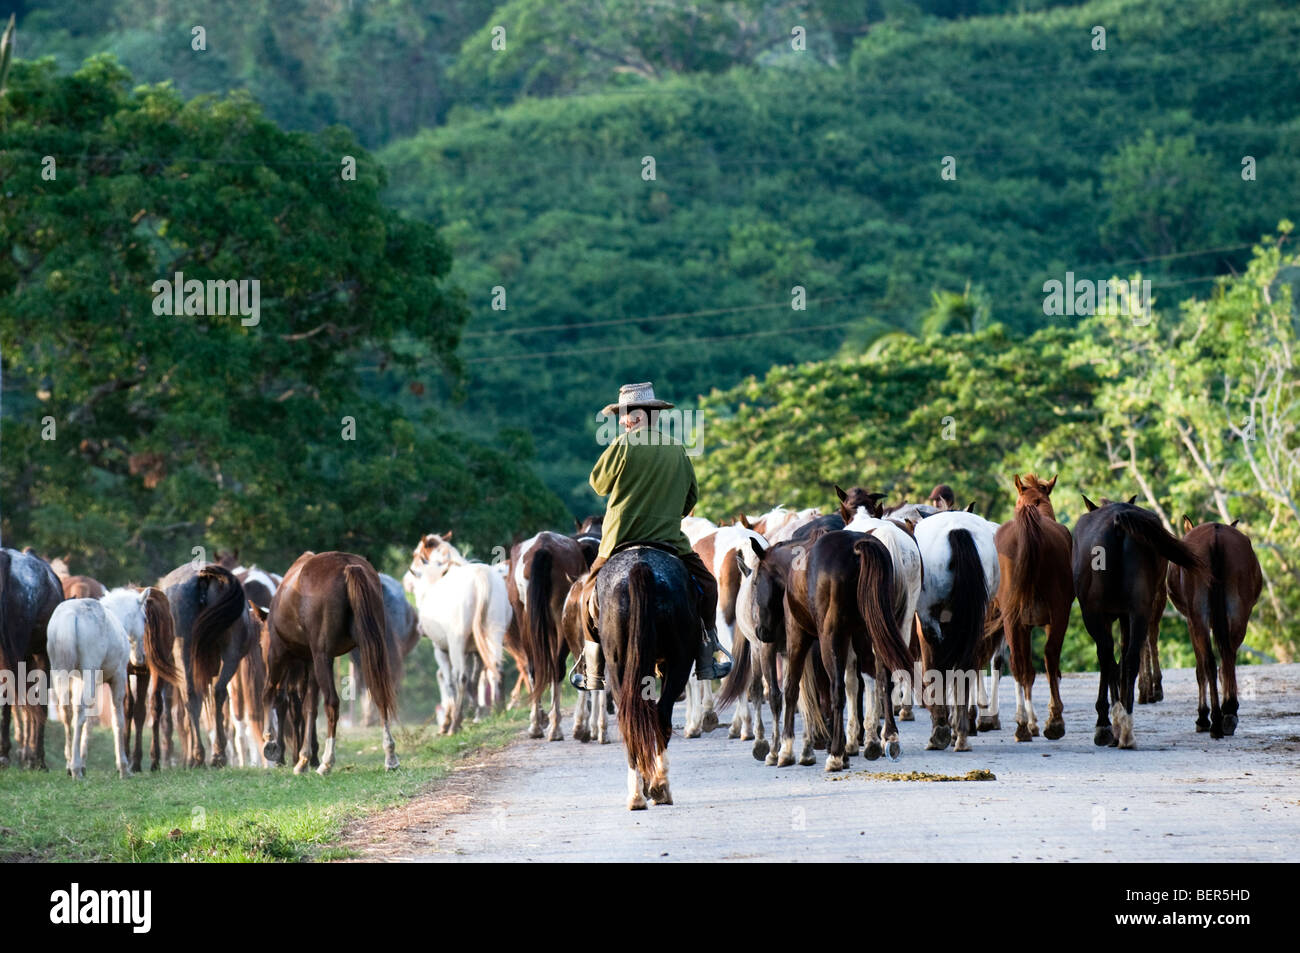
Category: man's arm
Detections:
[
  {"x1": 589, "y1": 439, "x2": 626, "y2": 496},
  {"x1": 682, "y1": 453, "x2": 698, "y2": 517}
]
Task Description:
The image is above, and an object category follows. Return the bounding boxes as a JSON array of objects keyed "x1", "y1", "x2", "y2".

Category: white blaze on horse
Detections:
[
  {"x1": 409, "y1": 534, "x2": 509, "y2": 734},
  {"x1": 45, "y1": 599, "x2": 133, "y2": 778}
]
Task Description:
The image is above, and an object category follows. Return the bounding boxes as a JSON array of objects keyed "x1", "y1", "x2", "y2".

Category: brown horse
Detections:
[
  {"x1": 1072, "y1": 497, "x2": 1204, "y2": 749},
  {"x1": 993, "y1": 474, "x2": 1075, "y2": 742},
  {"x1": 0, "y1": 548, "x2": 64, "y2": 770},
  {"x1": 264, "y1": 551, "x2": 397, "y2": 774},
  {"x1": 1168, "y1": 516, "x2": 1262, "y2": 738},
  {"x1": 158, "y1": 562, "x2": 258, "y2": 767},
  {"x1": 507, "y1": 531, "x2": 590, "y2": 741}
]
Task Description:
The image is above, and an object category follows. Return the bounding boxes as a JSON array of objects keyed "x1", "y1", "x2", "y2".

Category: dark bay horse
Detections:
[
  {"x1": 807, "y1": 530, "x2": 913, "y2": 771},
  {"x1": 1168, "y1": 517, "x2": 1262, "y2": 738},
  {"x1": 596, "y1": 546, "x2": 696, "y2": 810},
  {"x1": 158, "y1": 562, "x2": 258, "y2": 767},
  {"x1": 1072, "y1": 497, "x2": 1205, "y2": 748},
  {"x1": 0, "y1": 548, "x2": 64, "y2": 769},
  {"x1": 994, "y1": 474, "x2": 1074, "y2": 742},
  {"x1": 265, "y1": 551, "x2": 397, "y2": 774},
  {"x1": 507, "y1": 531, "x2": 590, "y2": 741}
]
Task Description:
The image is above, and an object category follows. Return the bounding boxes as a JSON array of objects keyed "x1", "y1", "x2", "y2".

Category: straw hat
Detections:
[{"x1": 601, "y1": 381, "x2": 675, "y2": 416}]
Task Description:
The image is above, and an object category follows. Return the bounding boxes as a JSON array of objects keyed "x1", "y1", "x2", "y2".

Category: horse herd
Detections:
[{"x1": 0, "y1": 473, "x2": 1264, "y2": 814}]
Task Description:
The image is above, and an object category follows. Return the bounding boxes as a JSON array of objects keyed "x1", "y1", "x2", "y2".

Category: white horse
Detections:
[
  {"x1": 913, "y1": 511, "x2": 1002, "y2": 752},
  {"x1": 46, "y1": 599, "x2": 132, "y2": 778},
  {"x1": 763, "y1": 507, "x2": 822, "y2": 543},
  {"x1": 842, "y1": 501, "x2": 925, "y2": 754},
  {"x1": 681, "y1": 515, "x2": 718, "y2": 545},
  {"x1": 408, "y1": 534, "x2": 510, "y2": 734}
]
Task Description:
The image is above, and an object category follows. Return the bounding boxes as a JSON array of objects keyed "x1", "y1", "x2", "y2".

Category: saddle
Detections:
[{"x1": 609, "y1": 539, "x2": 683, "y2": 559}]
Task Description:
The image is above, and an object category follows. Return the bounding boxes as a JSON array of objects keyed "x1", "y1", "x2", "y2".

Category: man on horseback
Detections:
[{"x1": 572, "y1": 382, "x2": 731, "y2": 691}]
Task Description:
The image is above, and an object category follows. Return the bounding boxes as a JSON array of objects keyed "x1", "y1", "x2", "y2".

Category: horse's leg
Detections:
[
  {"x1": 1042, "y1": 612, "x2": 1067, "y2": 740},
  {"x1": 845, "y1": 646, "x2": 862, "y2": 757},
  {"x1": 314, "y1": 653, "x2": 339, "y2": 776},
  {"x1": 573, "y1": 688, "x2": 589, "y2": 742},
  {"x1": 595, "y1": 688, "x2": 609, "y2": 744},
  {"x1": 1147, "y1": 613, "x2": 1164, "y2": 702},
  {"x1": 210, "y1": 660, "x2": 239, "y2": 769},
  {"x1": 822, "y1": 627, "x2": 849, "y2": 773},
  {"x1": 1199, "y1": 615, "x2": 1223, "y2": 739},
  {"x1": 1219, "y1": 618, "x2": 1243, "y2": 737},
  {"x1": 778, "y1": 625, "x2": 812, "y2": 768},
  {"x1": 57, "y1": 676, "x2": 74, "y2": 776},
  {"x1": 920, "y1": 626, "x2": 951, "y2": 750},
  {"x1": 31, "y1": 654, "x2": 50, "y2": 770},
  {"x1": 683, "y1": 673, "x2": 701, "y2": 738},
  {"x1": 294, "y1": 669, "x2": 319, "y2": 774},
  {"x1": 1116, "y1": 613, "x2": 1143, "y2": 749},
  {"x1": 759, "y1": 645, "x2": 780, "y2": 764},
  {"x1": 1008, "y1": 621, "x2": 1033, "y2": 741},
  {"x1": 70, "y1": 676, "x2": 90, "y2": 779},
  {"x1": 546, "y1": 675, "x2": 564, "y2": 742},
  {"x1": 898, "y1": 620, "x2": 920, "y2": 721},
  {"x1": 108, "y1": 670, "x2": 130, "y2": 779},
  {"x1": 1081, "y1": 611, "x2": 1117, "y2": 747},
  {"x1": 0, "y1": 701, "x2": 10, "y2": 767}
]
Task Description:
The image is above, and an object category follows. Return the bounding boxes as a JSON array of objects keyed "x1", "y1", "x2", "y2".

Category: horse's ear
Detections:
[
  {"x1": 1127, "y1": 495, "x2": 1137, "y2": 505},
  {"x1": 1231, "y1": 519, "x2": 1240, "y2": 528},
  {"x1": 1045, "y1": 475, "x2": 1057, "y2": 494},
  {"x1": 1014, "y1": 474, "x2": 1023, "y2": 493},
  {"x1": 867, "y1": 492, "x2": 886, "y2": 502},
  {"x1": 834, "y1": 484, "x2": 848, "y2": 503},
  {"x1": 748, "y1": 536, "x2": 765, "y2": 560},
  {"x1": 1182, "y1": 514, "x2": 1195, "y2": 533},
  {"x1": 965, "y1": 501, "x2": 977, "y2": 513},
  {"x1": 737, "y1": 512, "x2": 752, "y2": 529},
  {"x1": 443, "y1": 530, "x2": 453, "y2": 541},
  {"x1": 574, "y1": 518, "x2": 582, "y2": 532},
  {"x1": 1081, "y1": 493, "x2": 1098, "y2": 512}
]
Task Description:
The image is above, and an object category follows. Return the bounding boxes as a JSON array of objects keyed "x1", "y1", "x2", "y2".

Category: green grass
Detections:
[{"x1": 0, "y1": 709, "x2": 527, "y2": 862}]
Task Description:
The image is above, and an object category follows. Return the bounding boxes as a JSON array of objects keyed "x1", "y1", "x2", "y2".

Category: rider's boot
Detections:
[
  {"x1": 570, "y1": 640, "x2": 606, "y2": 691},
  {"x1": 695, "y1": 625, "x2": 733, "y2": 681}
]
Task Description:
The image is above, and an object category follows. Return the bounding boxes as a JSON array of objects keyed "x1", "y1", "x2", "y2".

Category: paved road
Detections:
[{"x1": 361, "y1": 665, "x2": 1300, "y2": 862}]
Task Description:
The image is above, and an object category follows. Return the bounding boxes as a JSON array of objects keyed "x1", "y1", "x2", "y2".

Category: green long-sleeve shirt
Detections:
[{"x1": 589, "y1": 426, "x2": 697, "y2": 561}]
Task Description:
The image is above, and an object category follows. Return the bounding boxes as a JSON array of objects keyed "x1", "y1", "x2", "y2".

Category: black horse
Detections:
[
  {"x1": 0, "y1": 548, "x2": 64, "y2": 769},
  {"x1": 1072, "y1": 497, "x2": 1204, "y2": 748},
  {"x1": 596, "y1": 546, "x2": 696, "y2": 811}
]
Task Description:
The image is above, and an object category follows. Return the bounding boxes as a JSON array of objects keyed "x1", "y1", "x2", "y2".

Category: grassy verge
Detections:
[{"x1": 0, "y1": 708, "x2": 527, "y2": 862}]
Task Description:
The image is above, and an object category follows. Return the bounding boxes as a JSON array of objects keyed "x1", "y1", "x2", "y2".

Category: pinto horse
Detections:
[
  {"x1": 0, "y1": 548, "x2": 64, "y2": 770},
  {"x1": 913, "y1": 511, "x2": 1002, "y2": 752},
  {"x1": 1168, "y1": 516, "x2": 1262, "y2": 738},
  {"x1": 1072, "y1": 497, "x2": 1205, "y2": 748},
  {"x1": 100, "y1": 587, "x2": 183, "y2": 772},
  {"x1": 994, "y1": 474, "x2": 1074, "y2": 742},
  {"x1": 265, "y1": 551, "x2": 398, "y2": 774},
  {"x1": 507, "y1": 531, "x2": 589, "y2": 741},
  {"x1": 596, "y1": 546, "x2": 697, "y2": 810},
  {"x1": 158, "y1": 562, "x2": 258, "y2": 767}
]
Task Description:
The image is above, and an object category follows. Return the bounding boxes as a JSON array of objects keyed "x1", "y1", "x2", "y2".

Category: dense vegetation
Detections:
[{"x1": 0, "y1": 54, "x2": 566, "y2": 582}]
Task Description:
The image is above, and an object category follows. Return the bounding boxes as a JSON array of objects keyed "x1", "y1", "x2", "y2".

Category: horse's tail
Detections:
[
  {"x1": 947, "y1": 529, "x2": 990, "y2": 675},
  {"x1": 239, "y1": 621, "x2": 268, "y2": 725},
  {"x1": 1208, "y1": 525, "x2": 1232, "y2": 662},
  {"x1": 525, "y1": 549, "x2": 559, "y2": 701},
  {"x1": 797, "y1": 649, "x2": 828, "y2": 742},
  {"x1": 1115, "y1": 509, "x2": 1206, "y2": 573},
  {"x1": 618, "y1": 563, "x2": 667, "y2": 780},
  {"x1": 46, "y1": 607, "x2": 77, "y2": 680},
  {"x1": 470, "y1": 567, "x2": 502, "y2": 680},
  {"x1": 345, "y1": 564, "x2": 395, "y2": 723},
  {"x1": 715, "y1": 626, "x2": 752, "y2": 712},
  {"x1": 1000, "y1": 505, "x2": 1046, "y2": 629},
  {"x1": 192, "y1": 566, "x2": 245, "y2": 687},
  {"x1": 142, "y1": 587, "x2": 183, "y2": 689},
  {"x1": 0, "y1": 550, "x2": 12, "y2": 673},
  {"x1": 854, "y1": 538, "x2": 912, "y2": 675}
]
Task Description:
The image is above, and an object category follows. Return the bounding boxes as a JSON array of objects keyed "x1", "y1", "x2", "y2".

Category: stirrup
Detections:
[
  {"x1": 696, "y1": 636, "x2": 733, "y2": 681},
  {"x1": 570, "y1": 641, "x2": 605, "y2": 691}
]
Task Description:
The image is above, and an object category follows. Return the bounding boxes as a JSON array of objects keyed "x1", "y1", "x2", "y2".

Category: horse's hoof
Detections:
[
  {"x1": 317, "y1": 761, "x2": 332, "y2": 776},
  {"x1": 0, "y1": 756, "x2": 7, "y2": 768},
  {"x1": 1222, "y1": 714, "x2": 1237, "y2": 736},
  {"x1": 845, "y1": 743, "x2": 860, "y2": 757},
  {"x1": 547, "y1": 731, "x2": 564, "y2": 742},
  {"x1": 1029, "y1": 723, "x2": 1040, "y2": 737},
  {"x1": 575, "y1": 729, "x2": 591, "y2": 744},
  {"x1": 728, "y1": 724, "x2": 741, "y2": 739},
  {"x1": 1195, "y1": 720, "x2": 1210, "y2": 733},
  {"x1": 628, "y1": 799, "x2": 648, "y2": 811},
  {"x1": 978, "y1": 715, "x2": 1000, "y2": 732},
  {"x1": 648, "y1": 783, "x2": 672, "y2": 805},
  {"x1": 777, "y1": 753, "x2": 796, "y2": 767},
  {"x1": 752, "y1": 740, "x2": 770, "y2": 761},
  {"x1": 798, "y1": 753, "x2": 817, "y2": 766},
  {"x1": 1043, "y1": 720, "x2": 1065, "y2": 740},
  {"x1": 953, "y1": 738, "x2": 971, "y2": 752},
  {"x1": 899, "y1": 707, "x2": 914, "y2": 722},
  {"x1": 701, "y1": 711, "x2": 719, "y2": 733},
  {"x1": 824, "y1": 755, "x2": 846, "y2": 772},
  {"x1": 384, "y1": 757, "x2": 400, "y2": 771},
  {"x1": 886, "y1": 740, "x2": 901, "y2": 761},
  {"x1": 740, "y1": 730, "x2": 754, "y2": 741},
  {"x1": 527, "y1": 727, "x2": 544, "y2": 739},
  {"x1": 293, "y1": 758, "x2": 309, "y2": 775},
  {"x1": 683, "y1": 726, "x2": 701, "y2": 739},
  {"x1": 1093, "y1": 726, "x2": 1113, "y2": 747},
  {"x1": 1153, "y1": 686, "x2": 1164, "y2": 702},
  {"x1": 1014, "y1": 723, "x2": 1032, "y2": 742},
  {"x1": 864, "y1": 741, "x2": 882, "y2": 761},
  {"x1": 765, "y1": 753, "x2": 779, "y2": 766}
]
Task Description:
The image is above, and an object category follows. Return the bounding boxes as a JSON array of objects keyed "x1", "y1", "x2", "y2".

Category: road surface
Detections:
[{"x1": 344, "y1": 664, "x2": 1300, "y2": 862}]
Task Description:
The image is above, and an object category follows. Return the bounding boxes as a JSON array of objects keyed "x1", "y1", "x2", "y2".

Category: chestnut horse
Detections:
[
  {"x1": 508, "y1": 531, "x2": 590, "y2": 741},
  {"x1": 1168, "y1": 516, "x2": 1262, "y2": 738},
  {"x1": 265, "y1": 551, "x2": 398, "y2": 774},
  {"x1": 1072, "y1": 497, "x2": 1204, "y2": 749},
  {"x1": 993, "y1": 474, "x2": 1074, "y2": 742}
]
